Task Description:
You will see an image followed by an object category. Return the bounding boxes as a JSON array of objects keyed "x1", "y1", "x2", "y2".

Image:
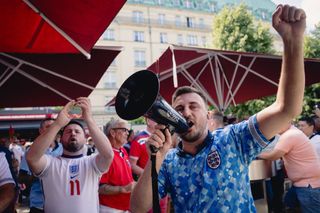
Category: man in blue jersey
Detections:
[{"x1": 131, "y1": 5, "x2": 306, "y2": 212}]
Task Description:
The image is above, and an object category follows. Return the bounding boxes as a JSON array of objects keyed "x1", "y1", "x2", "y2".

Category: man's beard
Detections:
[
  {"x1": 180, "y1": 130, "x2": 202, "y2": 143},
  {"x1": 63, "y1": 141, "x2": 84, "y2": 153}
]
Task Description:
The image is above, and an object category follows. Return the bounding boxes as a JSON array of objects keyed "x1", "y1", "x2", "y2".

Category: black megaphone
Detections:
[{"x1": 115, "y1": 70, "x2": 189, "y2": 135}]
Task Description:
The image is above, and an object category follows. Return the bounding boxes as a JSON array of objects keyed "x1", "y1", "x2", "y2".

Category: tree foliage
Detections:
[
  {"x1": 212, "y1": 4, "x2": 275, "y2": 119},
  {"x1": 302, "y1": 23, "x2": 320, "y2": 116},
  {"x1": 211, "y1": 5, "x2": 320, "y2": 119},
  {"x1": 212, "y1": 4, "x2": 274, "y2": 54},
  {"x1": 304, "y1": 23, "x2": 320, "y2": 59}
]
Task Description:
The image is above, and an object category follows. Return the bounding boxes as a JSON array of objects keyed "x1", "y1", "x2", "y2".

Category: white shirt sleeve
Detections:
[{"x1": 0, "y1": 153, "x2": 15, "y2": 187}]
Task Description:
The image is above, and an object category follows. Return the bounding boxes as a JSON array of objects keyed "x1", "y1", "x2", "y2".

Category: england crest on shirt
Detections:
[
  {"x1": 207, "y1": 150, "x2": 221, "y2": 169},
  {"x1": 69, "y1": 164, "x2": 79, "y2": 174}
]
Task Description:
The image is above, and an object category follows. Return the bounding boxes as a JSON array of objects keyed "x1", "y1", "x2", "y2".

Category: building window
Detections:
[
  {"x1": 105, "y1": 96, "x2": 115, "y2": 112},
  {"x1": 134, "y1": 50, "x2": 146, "y2": 67},
  {"x1": 132, "y1": 11, "x2": 144, "y2": 23},
  {"x1": 201, "y1": 36, "x2": 207, "y2": 47},
  {"x1": 177, "y1": 34, "x2": 183, "y2": 45},
  {"x1": 102, "y1": 29, "x2": 115, "y2": 40},
  {"x1": 157, "y1": 0, "x2": 164, "y2": 5},
  {"x1": 133, "y1": 31, "x2": 144, "y2": 42},
  {"x1": 175, "y1": 15, "x2": 181, "y2": 27},
  {"x1": 199, "y1": 18, "x2": 204, "y2": 29},
  {"x1": 103, "y1": 72, "x2": 117, "y2": 89},
  {"x1": 158, "y1": 14, "x2": 165, "y2": 25},
  {"x1": 187, "y1": 35, "x2": 198, "y2": 46},
  {"x1": 186, "y1": 17, "x2": 194, "y2": 28},
  {"x1": 185, "y1": 0, "x2": 192, "y2": 8},
  {"x1": 110, "y1": 59, "x2": 116, "y2": 66},
  {"x1": 210, "y1": 3, "x2": 215, "y2": 12},
  {"x1": 173, "y1": 0, "x2": 180, "y2": 6},
  {"x1": 160, "y1": 33, "x2": 168, "y2": 43}
]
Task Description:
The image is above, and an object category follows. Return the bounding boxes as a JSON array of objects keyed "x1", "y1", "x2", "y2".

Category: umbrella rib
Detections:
[
  {"x1": 224, "y1": 55, "x2": 242, "y2": 108},
  {"x1": 180, "y1": 67, "x2": 219, "y2": 109},
  {"x1": 212, "y1": 55, "x2": 225, "y2": 110},
  {"x1": 158, "y1": 54, "x2": 209, "y2": 79},
  {"x1": 214, "y1": 55, "x2": 236, "y2": 111},
  {"x1": 0, "y1": 67, "x2": 11, "y2": 83},
  {"x1": 224, "y1": 56, "x2": 257, "y2": 108},
  {"x1": 23, "y1": 0, "x2": 91, "y2": 59},
  {"x1": 17, "y1": 69, "x2": 72, "y2": 101},
  {"x1": 1, "y1": 53, "x2": 95, "y2": 90},
  {"x1": 218, "y1": 53, "x2": 278, "y2": 86},
  {"x1": 0, "y1": 57, "x2": 72, "y2": 101},
  {"x1": 0, "y1": 61, "x2": 22, "y2": 87}
]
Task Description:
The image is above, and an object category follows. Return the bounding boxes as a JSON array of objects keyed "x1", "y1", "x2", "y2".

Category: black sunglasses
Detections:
[{"x1": 112, "y1": 128, "x2": 129, "y2": 133}]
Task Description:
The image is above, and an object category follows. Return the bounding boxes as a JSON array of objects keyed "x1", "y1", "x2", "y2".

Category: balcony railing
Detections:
[{"x1": 114, "y1": 16, "x2": 211, "y2": 32}]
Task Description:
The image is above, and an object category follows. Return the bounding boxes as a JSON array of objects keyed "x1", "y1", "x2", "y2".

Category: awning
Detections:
[
  {"x1": 147, "y1": 45, "x2": 320, "y2": 111},
  {"x1": 0, "y1": 46, "x2": 122, "y2": 108},
  {"x1": 0, "y1": 0, "x2": 126, "y2": 58}
]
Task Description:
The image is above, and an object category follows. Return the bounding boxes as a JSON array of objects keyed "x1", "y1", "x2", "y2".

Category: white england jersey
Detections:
[
  {"x1": 37, "y1": 154, "x2": 102, "y2": 213},
  {"x1": 0, "y1": 152, "x2": 15, "y2": 187}
]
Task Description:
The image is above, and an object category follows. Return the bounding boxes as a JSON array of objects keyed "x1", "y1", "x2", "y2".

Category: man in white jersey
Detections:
[
  {"x1": 0, "y1": 152, "x2": 16, "y2": 212},
  {"x1": 26, "y1": 97, "x2": 114, "y2": 213}
]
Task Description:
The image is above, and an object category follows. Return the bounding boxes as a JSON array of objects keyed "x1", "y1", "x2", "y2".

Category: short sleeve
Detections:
[
  {"x1": 0, "y1": 153, "x2": 15, "y2": 187},
  {"x1": 129, "y1": 140, "x2": 141, "y2": 158}
]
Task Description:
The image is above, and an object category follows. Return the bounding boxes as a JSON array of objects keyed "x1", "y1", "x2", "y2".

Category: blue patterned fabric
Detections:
[{"x1": 158, "y1": 115, "x2": 270, "y2": 212}]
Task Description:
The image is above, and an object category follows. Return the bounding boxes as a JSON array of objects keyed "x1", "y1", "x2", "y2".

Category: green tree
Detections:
[
  {"x1": 304, "y1": 23, "x2": 320, "y2": 59},
  {"x1": 212, "y1": 4, "x2": 274, "y2": 54},
  {"x1": 212, "y1": 4, "x2": 275, "y2": 119},
  {"x1": 303, "y1": 22, "x2": 320, "y2": 116}
]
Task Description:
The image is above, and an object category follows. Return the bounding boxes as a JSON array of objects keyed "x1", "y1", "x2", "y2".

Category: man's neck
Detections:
[
  {"x1": 181, "y1": 132, "x2": 208, "y2": 155},
  {"x1": 63, "y1": 150, "x2": 83, "y2": 157}
]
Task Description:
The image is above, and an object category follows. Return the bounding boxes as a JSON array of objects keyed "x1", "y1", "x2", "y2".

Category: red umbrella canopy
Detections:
[
  {"x1": 148, "y1": 45, "x2": 320, "y2": 111},
  {"x1": 0, "y1": 0, "x2": 126, "y2": 58},
  {"x1": 0, "y1": 46, "x2": 122, "y2": 108}
]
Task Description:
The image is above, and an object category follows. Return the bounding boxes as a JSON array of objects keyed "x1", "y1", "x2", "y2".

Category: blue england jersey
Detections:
[{"x1": 158, "y1": 115, "x2": 270, "y2": 213}]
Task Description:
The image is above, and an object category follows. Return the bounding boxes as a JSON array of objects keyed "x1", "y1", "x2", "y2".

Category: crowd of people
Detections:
[{"x1": 1, "y1": 4, "x2": 320, "y2": 213}]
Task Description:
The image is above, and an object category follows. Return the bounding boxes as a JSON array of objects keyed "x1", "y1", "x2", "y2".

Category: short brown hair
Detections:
[
  {"x1": 209, "y1": 110, "x2": 224, "y2": 123},
  {"x1": 172, "y1": 86, "x2": 207, "y2": 104}
]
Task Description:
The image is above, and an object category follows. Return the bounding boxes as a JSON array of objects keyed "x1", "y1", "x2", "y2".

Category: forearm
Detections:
[
  {"x1": 27, "y1": 123, "x2": 61, "y2": 164},
  {"x1": 277, "y1": 37, "x2": 304, "y2": 116},
  {"x1": 130, "y1": 162, "x2": 153, "y2": 212},
  {"x1": 86, "y1": 118, "x2": 113, "y2": 160},
  {"x1": 131, "y1": 164, "x2": 144, "y2": 176},
  {"x1": 99, "y1": 184, "x2": 122, "y2": 195},
  {"x1": 0, "y1": 183, "x2": 15, "y2": 212}
]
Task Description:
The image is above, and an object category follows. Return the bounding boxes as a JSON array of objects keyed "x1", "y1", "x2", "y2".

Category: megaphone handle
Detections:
[{"x1": 150, "y1": 125, "x2": 173, "y2": 153}]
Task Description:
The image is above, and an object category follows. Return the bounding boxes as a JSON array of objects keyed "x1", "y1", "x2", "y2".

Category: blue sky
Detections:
[{"x1": 271, "y1": 0, "x2": 320, "y2": 31}]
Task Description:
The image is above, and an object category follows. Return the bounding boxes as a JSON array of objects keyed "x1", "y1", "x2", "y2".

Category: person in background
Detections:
[
  {"x1": 313, "y1": 106, "x2": 320, "y2": 133},
  {"x1": 129, "y1": 117, "x2": 168, "y2": 213},
  {"x1": 86, "y1": 137, "x2": 97, "y2": 156},
  {"x1": 99, "y1": 119, "x2": 134, "y2": 213},
  {"x1": 123, "y1": 129, "x2": 135, "y2": 154},
  {"x1": 129, "y1": 118, "x2": 157, "y2": 178},
  {"x1": 0, "y1": 138, "x2": 18, "y2": 213},
  {"x1": 21, "y1": 118, "x2": 63, "y2": 213},
  {"x1": 0, "y1": 152, "x2": 16, "y2": 213},
  {"x1": 208, "y1": 109, "x2": 225, "y2": 132},
  {"x1": 130, "y1": 5, "x2": 307, "y2": 212},
  {"x1": 259, "y1": 134, "x2": 285, "y2": 213},
  {"x1": 297, "y1": 116, "x2": 320, "y2": 158},
  {"x1": 259, "y1": 124, "x2": 320, "y2": 212},
  {"x1": 9, "y1": 137, "x2": 24, "y2": 173},
  {"x1": 26, "y1": 97, "x2": 114, "y2": 213}
]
